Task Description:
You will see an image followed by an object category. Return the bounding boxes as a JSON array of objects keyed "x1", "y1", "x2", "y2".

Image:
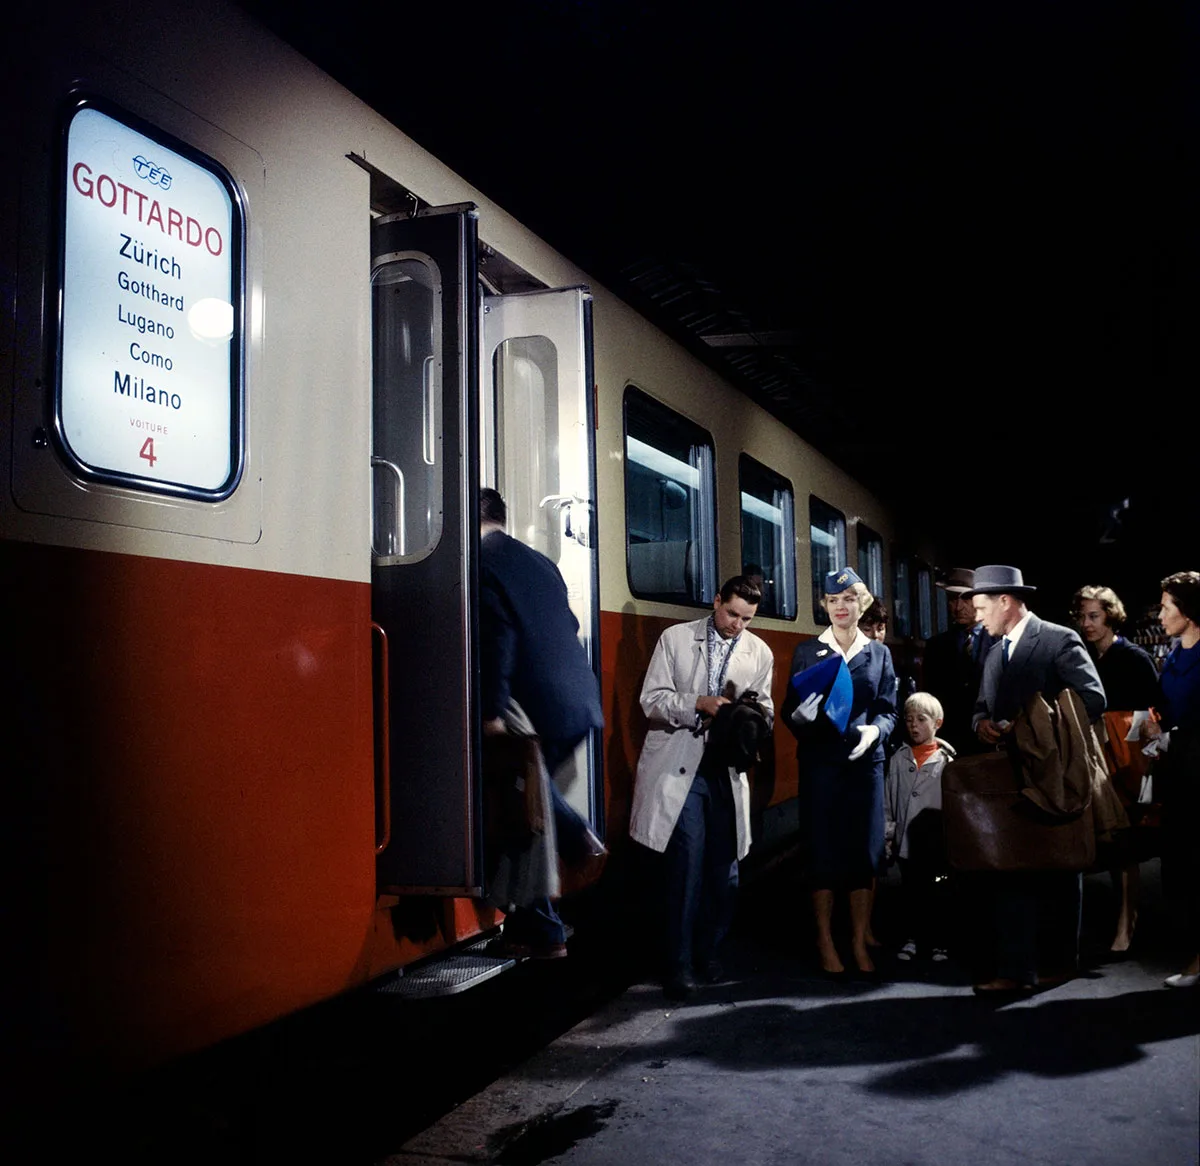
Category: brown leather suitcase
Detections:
[{"x1": 942, "y1": 750, "x2": 1096, "y2": 872}]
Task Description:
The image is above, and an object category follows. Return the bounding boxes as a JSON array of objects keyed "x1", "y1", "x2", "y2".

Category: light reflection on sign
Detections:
[{"x1": 60, "y1": 105, "x2": 240, "y2": 495}]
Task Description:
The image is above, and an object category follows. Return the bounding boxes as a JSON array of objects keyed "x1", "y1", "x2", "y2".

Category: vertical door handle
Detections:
[{"x1": 371, "y1": 621, "x2": 392, "y2": 855}]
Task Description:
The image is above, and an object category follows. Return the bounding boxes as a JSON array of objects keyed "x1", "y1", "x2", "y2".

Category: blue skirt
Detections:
[{"x1": 799, "y1": 749, "x2": 885, "y2": 889}]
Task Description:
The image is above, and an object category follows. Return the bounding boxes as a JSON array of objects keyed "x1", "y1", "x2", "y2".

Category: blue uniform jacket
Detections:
[{"x1": 782, "y1": 637, "x2": 897, "y2": 762}]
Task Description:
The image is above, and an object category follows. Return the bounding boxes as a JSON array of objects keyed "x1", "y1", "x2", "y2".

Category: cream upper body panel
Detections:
[
  {"x1": 2, "y1": 0, "x2": 585, "y2": 583},
  {"x1": 2, "y1": 0, "x2": 906, "y2": 613}
]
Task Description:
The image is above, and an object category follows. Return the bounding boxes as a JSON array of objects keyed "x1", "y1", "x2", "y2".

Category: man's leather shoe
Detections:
[
  {"x1": 663, "y1": 971, "x2": 697, "y2": 1000},
  {"x1": 485, "y1": 937, "x2": 567, "y2": 961},
  {"x1": 973, "y1": 978, "x2": 1034, "y2": 995},
  {"x1": 696, "y1": 958, "x2": 724, "y2": 984}
]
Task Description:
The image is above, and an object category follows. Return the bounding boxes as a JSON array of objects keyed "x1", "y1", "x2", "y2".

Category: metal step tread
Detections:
[
  {"x1": 376, "y1": 938, "x2": 514, "y2": 999},
  {"x1": 376, "y1": 925, "x2": 575, "y2": 1000}
]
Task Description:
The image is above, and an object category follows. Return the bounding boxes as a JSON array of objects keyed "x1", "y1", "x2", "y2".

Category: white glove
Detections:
[
  {"x1": 847, "y1": 724, "x2": 880, "y2": 761},
  {"x1": 790, "y1": 691, "x2": 823, "y2": 726},
  {"x1": 1143, "y1": 731, "x2": 1170, "y2": 758}
]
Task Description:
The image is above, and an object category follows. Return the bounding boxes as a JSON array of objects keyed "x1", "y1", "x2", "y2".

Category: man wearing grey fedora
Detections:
[{"x1": 967, "y1": 564, "x2": 1106, "y2": 992}]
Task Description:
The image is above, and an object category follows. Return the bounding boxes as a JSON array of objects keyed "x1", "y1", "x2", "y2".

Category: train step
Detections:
[{"x1": 375, "y1": 926, "x2": 574, "y2": 1000}]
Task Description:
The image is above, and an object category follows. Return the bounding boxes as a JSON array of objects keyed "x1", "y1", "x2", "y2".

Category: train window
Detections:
[
  {"x1": 624, "y1": 388, "x2": 717, "y2": 606},
  {"x1": 893, "y1": 555, "x2": 912, "y2": 637},
  {"x1": 371, "y1": 255, "x2": 443, "y2": 561},
  {"x1": 856, "y1": 524, "x2": 885, "y2": 602},
  {"x1": 739, "y1": 454, "x2": 796, "y2": 620},
  {"x1": 809, "y1": 496, "x2": 847, "y2": 624},
  {"x1": 936, "y1": 584, "x2": 949, "y2": 633},
  {"x1": 917, "y1": 563, "x2": 933, "y2": 639},
  {"x1": 57, "y1": 100, "x2": 244, "y2": 498}
]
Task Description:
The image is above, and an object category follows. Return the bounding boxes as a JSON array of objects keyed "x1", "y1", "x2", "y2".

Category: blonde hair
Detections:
[
  {"x1": 905, "y1": 691, "x2": 944, "y2": 723},
  {"x1": 825, "y1": 581, "x2": 874, "y2": 615}
]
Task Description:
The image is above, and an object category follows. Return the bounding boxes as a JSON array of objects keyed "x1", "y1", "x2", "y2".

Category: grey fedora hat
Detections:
[{"x1": 966, "y1": 564, "x2": 1036, "y2": 596}]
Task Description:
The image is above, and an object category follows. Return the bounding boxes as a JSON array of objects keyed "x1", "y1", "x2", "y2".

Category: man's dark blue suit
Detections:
[
  {"x1": 479, "y1": 530, "x2": 603, "y2": 762},
  {"x1": 479, "y1": 530, "x2": 603, "y2": 947}
]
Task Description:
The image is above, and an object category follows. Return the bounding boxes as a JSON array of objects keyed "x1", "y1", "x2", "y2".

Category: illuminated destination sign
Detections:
[{"x1": 59, "y1": 103, "x2": 243, "y2": 496}]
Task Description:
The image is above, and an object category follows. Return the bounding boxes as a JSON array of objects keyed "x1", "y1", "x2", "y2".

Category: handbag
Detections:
[{"x1": 941, "y1": 749, "x2": 1095, "y2": 872}]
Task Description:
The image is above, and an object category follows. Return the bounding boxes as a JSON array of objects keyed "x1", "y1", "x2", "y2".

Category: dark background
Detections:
[{"x1": 239, "y1": 0, "x2": 1194, "y2": 621}]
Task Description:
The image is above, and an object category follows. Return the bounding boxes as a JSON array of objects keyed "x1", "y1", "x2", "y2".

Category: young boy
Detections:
[{"x1": 885, "y1": 692, "x2": 954, "y2": 962}]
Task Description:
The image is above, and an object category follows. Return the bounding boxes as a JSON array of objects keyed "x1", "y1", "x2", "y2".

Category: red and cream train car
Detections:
[{"x1": 1, "y1": 0, "x2": 937, "y2": 1095}]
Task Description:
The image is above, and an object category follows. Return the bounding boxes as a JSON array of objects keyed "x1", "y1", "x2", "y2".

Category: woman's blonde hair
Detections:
[{"x1": 824, "y1": 581, "x2": 874, "y2": 615}]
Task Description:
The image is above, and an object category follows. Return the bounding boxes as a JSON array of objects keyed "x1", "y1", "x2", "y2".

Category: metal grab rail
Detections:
[
  {"x1": 422, "y1": 355, "x2": 436, "y2": 466},
  {"x1": 371, "y1": 620, "x2": 392, "y2": 855},
  {"x1": 371, "y1": 455, "x2": 406, "y2": 558}
]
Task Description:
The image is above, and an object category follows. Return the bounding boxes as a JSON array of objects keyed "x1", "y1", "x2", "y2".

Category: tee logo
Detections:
[{"x1": 132, "y1": 154, "x2": 172, "y2": 190}]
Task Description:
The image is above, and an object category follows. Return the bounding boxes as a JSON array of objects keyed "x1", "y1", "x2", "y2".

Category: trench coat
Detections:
[{"x1": 629, "y1": 617, "x2": 775, "y2": 859}]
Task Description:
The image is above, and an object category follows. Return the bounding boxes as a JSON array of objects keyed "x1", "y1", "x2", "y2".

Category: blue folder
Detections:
[{"x1": 790, "y1": 653, "x2": 853, "y2": 734}]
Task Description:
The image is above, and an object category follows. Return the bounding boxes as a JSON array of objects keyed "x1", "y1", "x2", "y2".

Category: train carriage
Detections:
[{"x1": 1, "y1": 0, "x2": 940, "y2": 1096}]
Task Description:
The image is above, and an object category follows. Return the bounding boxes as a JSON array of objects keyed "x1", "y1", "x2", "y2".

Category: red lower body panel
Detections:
[{"x1": 5, "y1": 541, "x2": 378, "y2": 1079}]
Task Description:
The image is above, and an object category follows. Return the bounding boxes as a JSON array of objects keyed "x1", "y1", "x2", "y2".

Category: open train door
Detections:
[
  {"x1": 371, "y1": 206, "x2": 481, "y2": 893},
  {"x1": 482, "y1": 287, "x2": 604, "y2": 837}
]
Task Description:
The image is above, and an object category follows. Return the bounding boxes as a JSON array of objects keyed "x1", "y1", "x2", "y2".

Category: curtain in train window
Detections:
[
  {"x1": 893, "y1": 555, "x2": 913, "y2": 637},
  {"x1": 917, "y1": 563, "x2": 933, "y2": 639},
  {"x1": 809, "y1": 496, "x2": 847, "y2": 624},
  {"x1": 624, "y1": 388, "x2": 717, "y2": 605},
  {"x1": 739, "y1": 454, "x2": 796, "y2": 619},
  {"x1": 857, "y1": 524, "x2": 884, "y2": 603},
  {"x1": 936, "y1": 581, "x2": 949, "y2": 633},
  {"x1": 371, "y1": 256, "x2": 443, "y2": 562}
]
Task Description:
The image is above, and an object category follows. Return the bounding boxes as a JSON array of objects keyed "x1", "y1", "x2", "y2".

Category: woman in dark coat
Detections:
[
  {"x1": 783, "y1": 568, "x2": 896, "y2": 976},
  {"x1": 1146, "y1": 571, "x2": 1200, "y2": 989},
  {"x1": 1072, "y1": 584, "x2": 1161, "y2": 954}
]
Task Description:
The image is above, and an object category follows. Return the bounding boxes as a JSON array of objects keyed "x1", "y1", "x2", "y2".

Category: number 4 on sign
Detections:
[{"x1": 139, "y1": 437, "x2": 158, "y2": 468}]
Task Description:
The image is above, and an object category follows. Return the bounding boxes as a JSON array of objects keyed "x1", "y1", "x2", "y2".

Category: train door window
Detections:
[
  {"x1": 857, "y1": 524, "x2": 884, "y2": 602},
  {"x1": 809, "y1": 496, "x2": 847, "y2": 624},
  {"x1": 917, "y1": 563, "x2": 933, "y2": 639},
  {"x1": 893, "y1": 555, "x2": 912, "y2": 637},
  {"x1": 371, "y1": 256, "x2": 442, "y2": 561},
  {"x1": 738, "y1": 454, "x2": 796, "y2": 619},
  {"x1": 493, "y1": 336, "x2": 560, "y2": 560},
  {"x1": 624, "y1": 388, "x2": 717, "y2": 606},
  {"x1": 936, "y1": 585, "x2": 949, "y2": 633}
]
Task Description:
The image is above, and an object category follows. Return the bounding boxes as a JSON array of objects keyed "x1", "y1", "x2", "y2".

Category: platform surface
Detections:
[{"x1": 386, "y1": 866, "x2": 1200, "y2": 1166}]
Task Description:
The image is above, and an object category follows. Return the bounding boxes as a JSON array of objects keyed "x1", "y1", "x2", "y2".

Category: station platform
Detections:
[{"x1": 385, "y1": 860, "x2": 1199, "y2": 1166}]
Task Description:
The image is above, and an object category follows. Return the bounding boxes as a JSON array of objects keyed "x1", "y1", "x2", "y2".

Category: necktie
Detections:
[{"x1": 1002, "y1": 637, "x2": 1010, "y2": 667}]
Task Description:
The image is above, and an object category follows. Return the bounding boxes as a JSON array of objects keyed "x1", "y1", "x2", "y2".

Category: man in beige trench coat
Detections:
[{"x1": 630, "y1": 575, "x2": 775, "y2": 999}]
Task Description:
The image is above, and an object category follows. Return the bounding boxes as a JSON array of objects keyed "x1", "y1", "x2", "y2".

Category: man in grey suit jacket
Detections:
[
  {"x1": 967, "y1": 564, "x2": 1106, "y2": 993},
  {"x1": 972, "y1": 577, "x2": 1105, "y2": 743}
]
